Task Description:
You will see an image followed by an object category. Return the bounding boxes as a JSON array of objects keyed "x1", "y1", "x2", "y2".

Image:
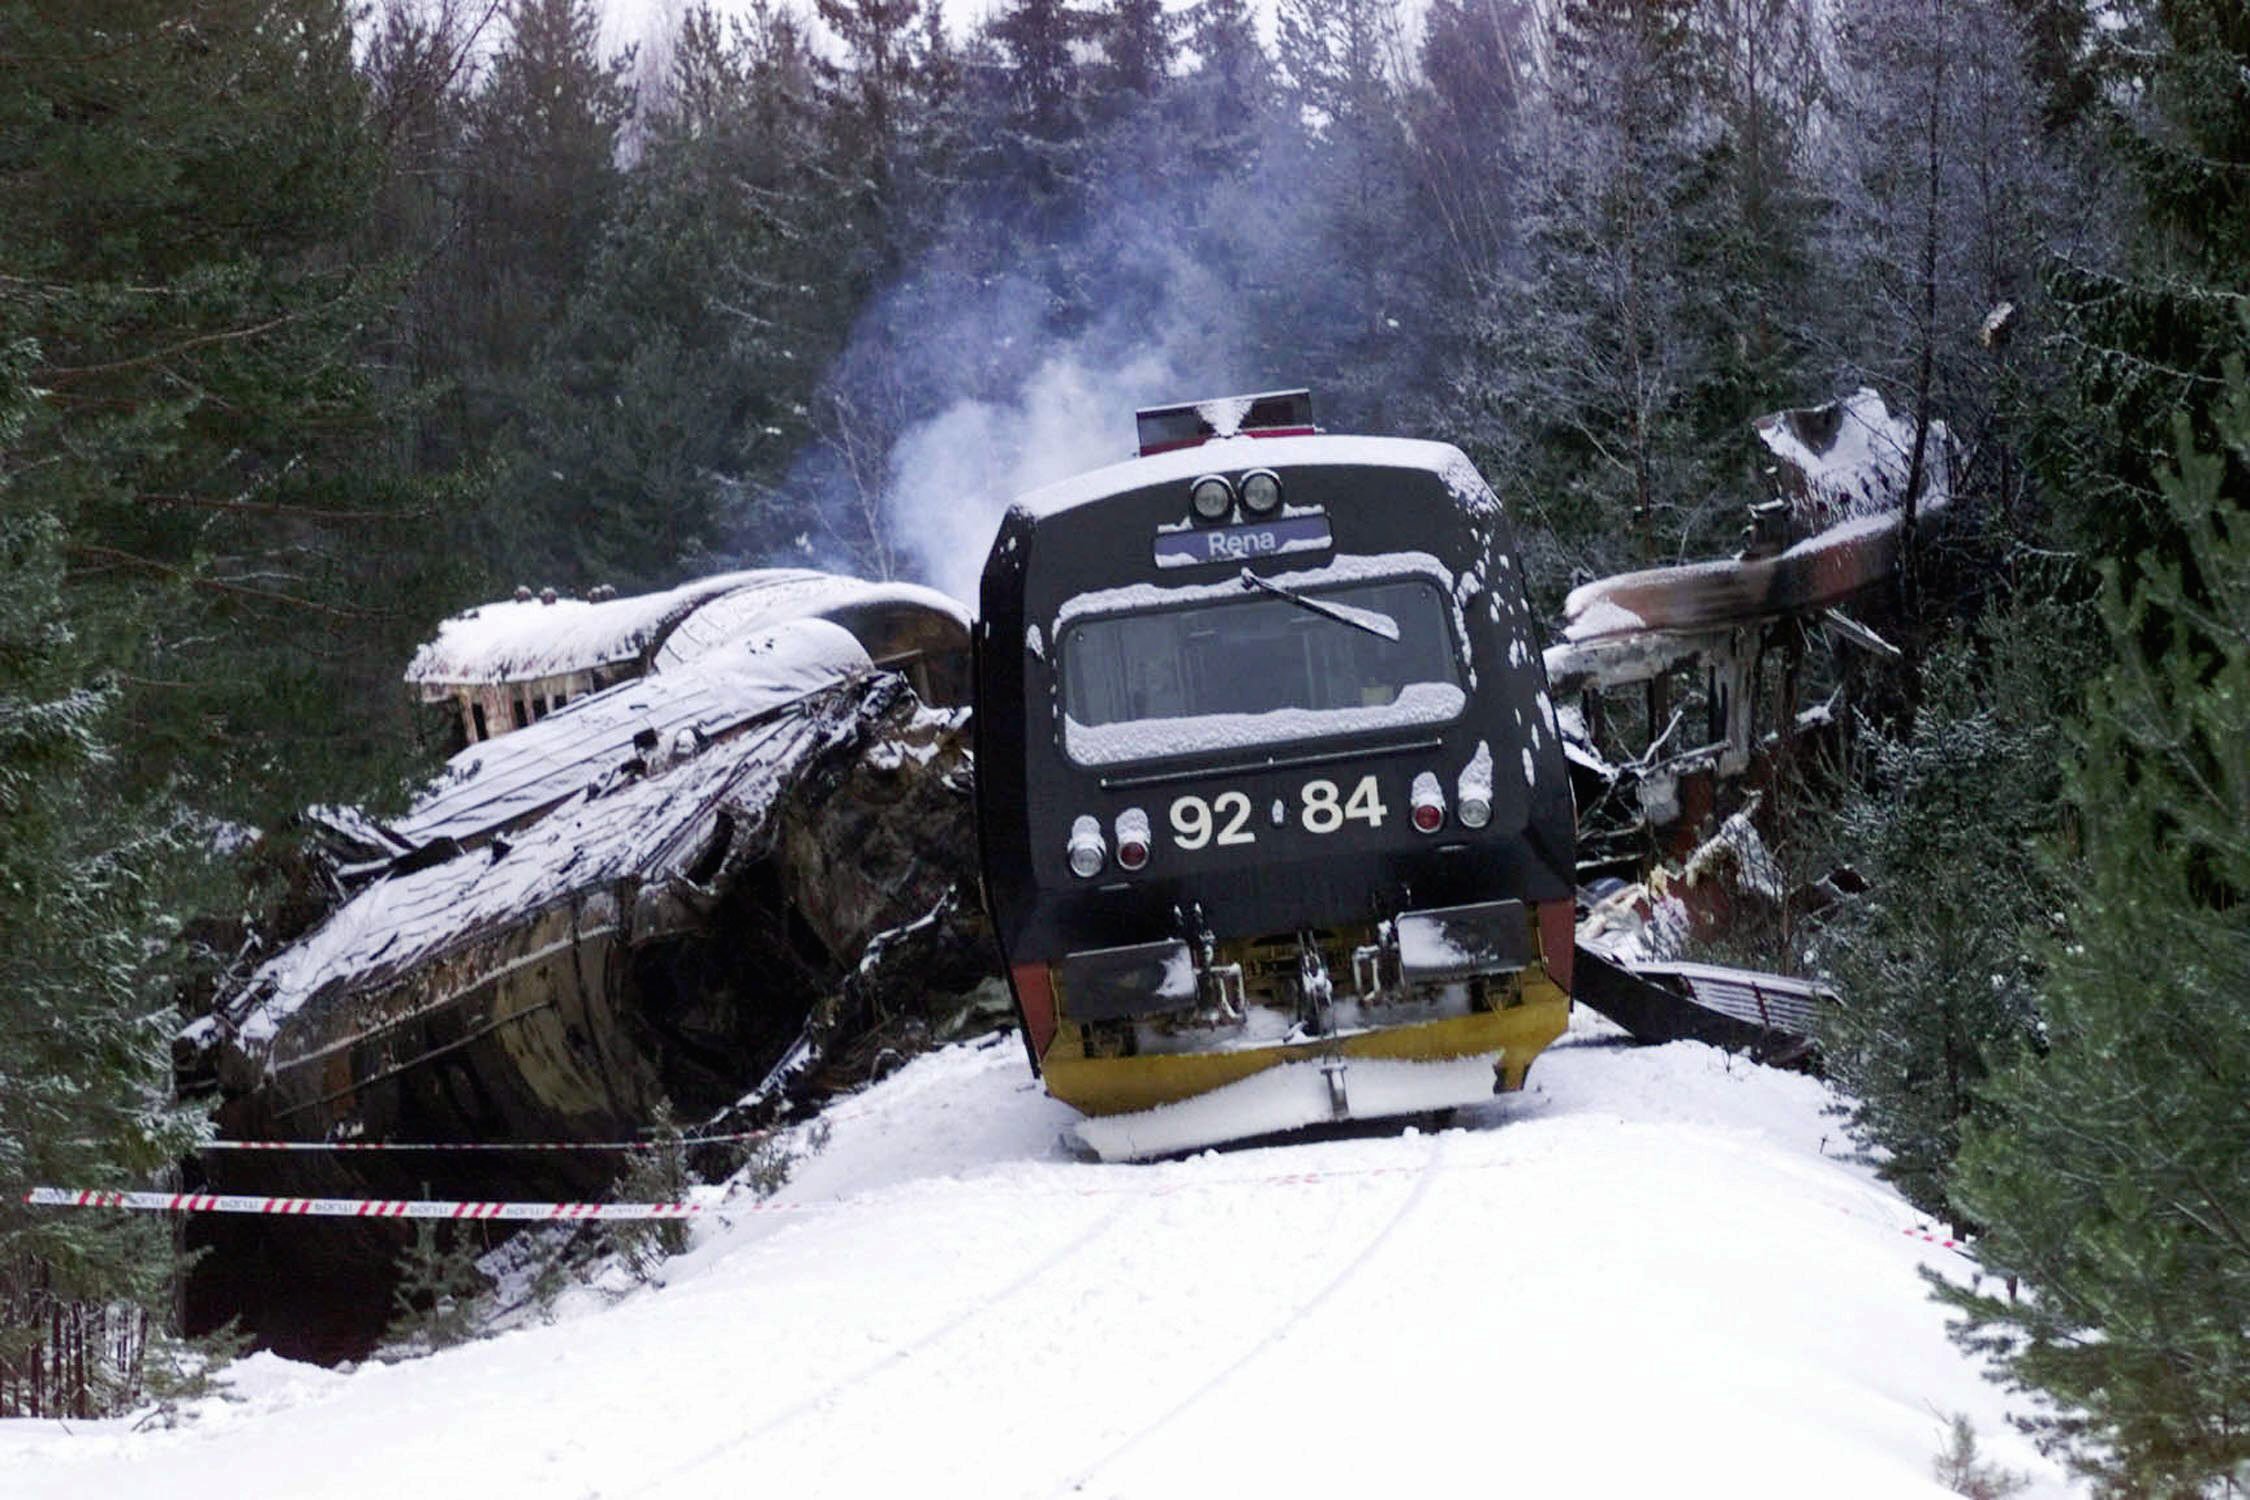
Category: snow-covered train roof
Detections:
[
  {"x1": 394, "y1": 620, "x2": 872, "y2": 850},
  {"x1": 206, "y1": 671, "x2": 885, "y2": 1061},
  {"x1": 403, "y1": 569, "x2": 969, "y2": 688},
  {"x1": 649, "y1": 575, "x2": 965, "y2": 673},
  {"x1": 1009, "y1": 433, "x2": 1502, "y2": 521}
]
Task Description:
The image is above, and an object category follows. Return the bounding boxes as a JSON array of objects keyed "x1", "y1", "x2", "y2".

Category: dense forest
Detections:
[{"x1": 1, "y1": 0, "x2": 2246, "y2": 1488}]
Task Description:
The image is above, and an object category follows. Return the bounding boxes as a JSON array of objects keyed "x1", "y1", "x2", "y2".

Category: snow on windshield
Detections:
[{"x1": 1065, "y1": 683, "x2": 1467, "y2": 767}]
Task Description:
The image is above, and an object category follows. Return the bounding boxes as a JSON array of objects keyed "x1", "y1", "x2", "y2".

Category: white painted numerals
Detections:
[
  {"x1": 1213, "y1": 790, "x2": 1255, "y2": 845},
  {"x1": 1170, "y1": 790, "x2": 1257, "y2": 849},
  {"x1": 1300, "y1": 775, "x2": 1388, "y2": 833},
  {"x1": 1170, "y1": 777, "x2": 1387, "y2": 851}
]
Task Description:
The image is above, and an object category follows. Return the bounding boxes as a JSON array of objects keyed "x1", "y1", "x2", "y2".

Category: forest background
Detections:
[{"x1": 1, "y1": 0, "x2": 2246, "y2": 1490}]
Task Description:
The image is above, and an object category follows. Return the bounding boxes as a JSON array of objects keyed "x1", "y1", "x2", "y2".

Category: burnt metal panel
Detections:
[{"x1": 1572, "y1": 946, "x2": 1830, "y2": 1067}]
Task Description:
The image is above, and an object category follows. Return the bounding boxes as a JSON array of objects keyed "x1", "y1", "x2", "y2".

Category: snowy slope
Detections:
[{"x1": 1, "y1": 1015, "x2": 2074, "y2": 1499}]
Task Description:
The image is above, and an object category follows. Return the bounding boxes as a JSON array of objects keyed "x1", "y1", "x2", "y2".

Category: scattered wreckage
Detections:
[
  {"x1": 172, "y1": 388, "x2": 1940, "y2": 1352},
  {"x1": 1554, "y1": 388, "x2": 1940, "y2": 1054},
  {"x1": 1548, "y1": 387, "x2": 1943, "y2": 861}
]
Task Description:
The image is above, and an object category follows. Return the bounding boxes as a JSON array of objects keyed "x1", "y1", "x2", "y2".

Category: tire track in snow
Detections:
[
  {"x1": 623, "y1": 1195, "x2": 1135, "y2": 1497},
  {"x1": 1052, "y1": 1135, "x2": 1447, "y2": 1496}
]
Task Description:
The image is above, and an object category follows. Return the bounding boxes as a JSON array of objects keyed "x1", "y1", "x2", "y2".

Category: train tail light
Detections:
[
  {"x1": 1410, "y1": 772, "x2": 1446, "y2": 833},
  {"x1": 1068, "y1": 815, "x2": 1106, "y2": 878},
  {"x1": 1115, "y1": 807, "x2": 1151, "y2": 870}
]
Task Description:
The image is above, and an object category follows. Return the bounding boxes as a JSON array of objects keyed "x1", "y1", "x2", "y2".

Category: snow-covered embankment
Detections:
[{"x1": 0, "y1": 1014, "x2": 2073, "y2": 1498}]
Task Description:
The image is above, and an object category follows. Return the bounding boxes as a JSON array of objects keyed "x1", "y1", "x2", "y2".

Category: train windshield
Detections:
[{"x1": 1059, "y1": 577, "x2": 1465, "y2": 766}]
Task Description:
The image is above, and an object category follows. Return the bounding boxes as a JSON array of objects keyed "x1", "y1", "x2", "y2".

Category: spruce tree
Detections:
[
  {"x1": 1267, "y1": 0, "x2": 1428, "y2": 430},
  {"x1": 1814, "y1": 611, "x2": 2090, "y2": 1219},
  {"x1": 1409, "y1": 0, "x2": 1533, "y2": 296},
  {"x1": 460, "y1": 0, "x2": 636, "y2": 578},
  {"x1": 2037, "y1": 3, "x2": 2250, "y2": 568},
  {"x1": 513, "y1": 2, "x2": 855, "y2": 588},
  {"x1": 1937, "y1": 352, "x2": 2250, "y2": 1494},
  {"x1": 814, "y1": 0, "x2": 925, "y2": 266},
  {"x1": 1483, "y1": 0, "x2": 1711, "y2": 578},
  {"x1": 1, "y1": 0, "x2": 460, "y2": 1408},
  {"x1": 1090, "y1": 0, "x2": 1176, "y2": 113},
  {"x1": 0, "y1": 0, "x2": 462, "y2": 825},
  {"x1": 987, "y1": 0, "x2": 1091, "y2": 203}
]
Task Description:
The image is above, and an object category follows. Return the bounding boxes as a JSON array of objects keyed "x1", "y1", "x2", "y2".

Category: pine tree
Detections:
[
  {"x1": 1936, "y1": 351, "x2": 2250, "y2": 1493},
  {"x1": 1, "y1": 0, "x2": 461, "y2": 1410},
  {"x1": 0, "y1": 0, "x2": 460, "y2": 823},
  {"x1": 1813, "y1": 610, "x2": 2091, "y2": 1219},
  {"x1": 2035, "y1": 3, "x2": 2249, "y2": 569},
  {"x1": 1266, "y1": 0, "x2": 1427, "y2": 430},
  {"x1": 0, "y1": 339, "x2": 205, "y2": 1416},
  {"x1": 1477, "y1": 0, "x2": 1711, "y2": 577}
]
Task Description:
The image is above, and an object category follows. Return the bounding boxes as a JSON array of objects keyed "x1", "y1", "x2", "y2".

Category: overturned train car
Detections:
[
  {"x1": 975, "y1": 393, "x2": 1579, "y2": 1159},
  {"x1": 178, "y1": 574, "x2": 983, "y2": 1359}
]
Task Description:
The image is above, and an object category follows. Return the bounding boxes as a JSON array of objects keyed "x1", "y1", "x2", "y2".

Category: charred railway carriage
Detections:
[{"x1": 975, "y1": 393, "x2": 1579, "y2": 1158}]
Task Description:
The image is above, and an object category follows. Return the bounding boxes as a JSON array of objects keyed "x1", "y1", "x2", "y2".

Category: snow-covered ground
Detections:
[{"x1": 2, "y1": 1013, "x2": 2074, "y2": 1498}]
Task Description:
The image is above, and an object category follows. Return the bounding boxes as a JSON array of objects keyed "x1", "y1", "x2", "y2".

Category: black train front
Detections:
[{"x1": 974, "y1": 391, "x2": 1576, "y2": 1159}]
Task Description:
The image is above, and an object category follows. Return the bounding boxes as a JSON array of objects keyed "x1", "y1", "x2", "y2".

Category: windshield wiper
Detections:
[{"x1": 1239, "y1": 568, "x2": 1400, "y2": 641}]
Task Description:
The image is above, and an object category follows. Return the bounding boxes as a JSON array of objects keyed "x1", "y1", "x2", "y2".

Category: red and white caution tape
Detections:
[
  {"x1": 25, "y1": 1187, "x2": 703, "y2": 1221},
  {"x1": 184, "y1": 1129, "x2": 775, "y2": 1154},
  {"x1": 1903, "y1": 1225, "x2": 1973, "y2": 1257}
]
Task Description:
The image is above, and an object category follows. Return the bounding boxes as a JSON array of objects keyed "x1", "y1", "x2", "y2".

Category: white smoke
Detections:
[
  {"x1": 884, "y1": 347, "x2": 1192, "y2": 603},
  {"x1": 782, "y1": 145, "x2": 1300, "y2": 602}
]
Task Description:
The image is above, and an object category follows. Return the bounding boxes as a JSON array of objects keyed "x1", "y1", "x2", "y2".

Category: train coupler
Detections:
[{"x1": 1321, "y1": 1056, "x2": 1350, "y2": 1118}]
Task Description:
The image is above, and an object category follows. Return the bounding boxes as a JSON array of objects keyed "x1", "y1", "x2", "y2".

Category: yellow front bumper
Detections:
[{"x1": 1041, "y1": 970, "x2": 1570, "y2": 1119}]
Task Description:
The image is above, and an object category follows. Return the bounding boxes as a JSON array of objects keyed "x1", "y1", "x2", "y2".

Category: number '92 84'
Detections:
[{"x1": 1167, "y1": 775, "x2": 1389, "y2": 850}]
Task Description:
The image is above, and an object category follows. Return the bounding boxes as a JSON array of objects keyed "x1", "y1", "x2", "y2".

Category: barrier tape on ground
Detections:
[
  {"x1": 181, "y1": 1129, "x2": 776, "y2": 1154},
  {"x1": 24, "y1": 1188, "x2": 702, "y2": 1221},
  {"x1": 21, "y1": 1174, "x2": 1985, "y2": 1261},
  {"x1": 1903, "y1": 1225, "x2": 1973, "y2": 1257}
]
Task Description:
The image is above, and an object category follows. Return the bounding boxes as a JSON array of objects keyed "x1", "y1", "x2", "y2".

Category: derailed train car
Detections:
[{"x1": 975, "y1": 392, "x2": 1579, "y2": 1159}]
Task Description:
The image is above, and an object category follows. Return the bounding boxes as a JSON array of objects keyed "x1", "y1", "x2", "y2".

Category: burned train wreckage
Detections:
[
  {"x1": 1556, "y1": 387, "x2": 1942, "y2": 1046},
  {"x1": 177, "y1": 572, "x2": 986, "y2": 1357},
  {"x1": 175, "y1": 388, "x2": 1934, "y2": 1349},
  {"x1": 1551, "y1": 386, "x2": 1945, "y2": 860}
]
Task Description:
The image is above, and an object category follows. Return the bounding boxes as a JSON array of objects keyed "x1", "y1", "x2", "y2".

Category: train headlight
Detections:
[
  {"x1": 1239, "y1": 469, "x2": 1283, "y2": 515},
  {"x1": 1115, "y1": 807, "x2": 1151, "y2": 870},
  {"x1": 1190, "y1": 475, "x2": 1235, "y2": 522},
  {"x1": 1068, "y1": 815, "x2": 1106, "y2": 878},
  {"x1": 1458, "y1": 795, "x2": 1491, "y2": 829},
  {"x1": 1410, "y1": 772, "x2": 1446, "y2": 833}
]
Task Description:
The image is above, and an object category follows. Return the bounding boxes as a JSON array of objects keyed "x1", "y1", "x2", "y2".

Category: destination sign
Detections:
[{"x1": 1153, "y1": 512, "x2": 1333, "y2": 569}]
